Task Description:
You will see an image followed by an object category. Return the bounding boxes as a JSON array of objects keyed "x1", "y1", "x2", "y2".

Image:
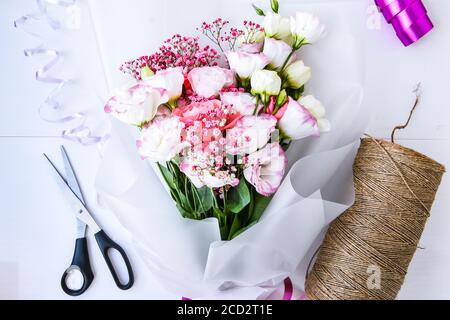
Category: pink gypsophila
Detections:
[{"x1": 120, "y1": 35, "x2": 220, "y2": 80}]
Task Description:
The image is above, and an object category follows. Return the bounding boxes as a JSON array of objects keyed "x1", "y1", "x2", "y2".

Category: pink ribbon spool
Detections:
[{"x1": 375, "y1": 0, "x2": 433, "y2": 46}]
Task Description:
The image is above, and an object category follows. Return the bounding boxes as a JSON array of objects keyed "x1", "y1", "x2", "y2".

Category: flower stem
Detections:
[
  {"x1": 280, "y1": 49, "x2": 296, "y2": 73},
  {"x1": 247, "y1": 187, "x2": 255, "y2": 221},
  {"x1": 253, "y1": 95, "x2": 260, "y2": 115}
]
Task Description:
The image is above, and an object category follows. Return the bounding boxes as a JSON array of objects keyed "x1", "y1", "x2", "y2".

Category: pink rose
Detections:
[
  {"x1": 244, "y1": 142, "x2": 288, "y2": 196},
  {"x1": 187, "y1": 66, "x2": 235, "y2": 98}
]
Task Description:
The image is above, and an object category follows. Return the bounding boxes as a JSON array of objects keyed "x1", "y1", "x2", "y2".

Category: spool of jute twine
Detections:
[{"x1": 305, "y1": 84, "x2": 446, "y2": 300}]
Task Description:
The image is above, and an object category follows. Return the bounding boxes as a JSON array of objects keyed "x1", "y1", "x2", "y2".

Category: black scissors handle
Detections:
[
  {"x1": 94, "y1": 230, "x2": 134, "y2": 290},
  {"x1": 61, "y1": 237, "x2": 94, "y2": 296}
]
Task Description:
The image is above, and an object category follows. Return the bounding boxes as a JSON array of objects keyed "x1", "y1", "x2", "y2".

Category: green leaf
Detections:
[
  {"x1": 196, "y1": 186, "x2": 214, "y2": 213},
  {"x1": 252, "y1": 3, "x2": 265, "y2": 16},
  {"x1": 176, "y1": 203, "x2": 192, "y2": 219},
  {"x1": 270, "y1": 0, "x2": 279, "y2": 13},
  {"x1": 167, "y1": 161, "x2": 183, "y2": 190},
  {"x1": 158, "y1": 163, "x2": 176, "y2": 190},
  {"x1": 249, "y1": 192, "x2": 273, "y2": 223},
  {"x1": 213, "y1": 206, "x2": 225, "y2": 218},
  {"x1": 228, "y1": 214, "x2": 243, "y2": 240},
  {"x1": 211, "y1": 206, "x2": 228, "y2": 239},
  {"x1": 227, "y1": 179, "x2": 251, "y2": 214}
]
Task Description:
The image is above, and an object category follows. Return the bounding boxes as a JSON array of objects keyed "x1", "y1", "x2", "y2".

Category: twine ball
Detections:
[{"x1": 305, "y1": 137, "x2": 445, "y2": 300}]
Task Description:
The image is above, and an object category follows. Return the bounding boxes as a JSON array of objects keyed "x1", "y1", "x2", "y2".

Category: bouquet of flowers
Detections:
[
  {"x1": 96, "y1": 0, "x2": 366, "y2": 299},
  {"x1": 104, "y1": 0, "x2": 330, "y2": 241}
]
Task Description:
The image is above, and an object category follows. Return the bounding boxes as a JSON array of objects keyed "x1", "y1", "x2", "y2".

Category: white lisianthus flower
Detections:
[
  {"x1": 104, "y1": 82, "x2": 169, "y2": 126},
  {"x1": 263, "y1": 12, "x2": 291, "y2": 41},
  {"x1": 188, "y1": 66, "x2": 235, "y2": 98},
  {"x1": 251, "y1": 70, "x2": 282, "y2": 96},
  {"x1": 277, "y1": 97, "x2": 320, "y2": 140},
  {"x1": 137, "y1": 117, "x2": 189, "y2": 162},
  {"x1": 220, "y1": 92, "x2": 256, "y2": 116},
  {"x1": 290, "y1": 12, "x2": 325, "y2": 46},
  {"x1": 244, "y1": 142, "x2": 288, "y2": 196},
  {"x1": 226, "y1": 114, "x2": 277, "y2": 155},
  {"x1": 263, "y1": 37, "x2": 295, "y2": 70},
  {"x1": 299, "y1": 95, "x2": 331, "y2": 132},
  {"x1": 225, "y1": 51, "x2": 269, "y2": 79},
  {"x1": 145, "y1": 67, "x2": 184, "y2": 103},
  {"x1": 283, "y1": 60, "x2": 311, "y2": 89}
]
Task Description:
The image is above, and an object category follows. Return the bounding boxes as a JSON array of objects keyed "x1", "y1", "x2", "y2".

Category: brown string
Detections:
[
  {"x1": 305, "y1": 138, "x2": 445, "y2": 300},
  {"x1": 391, "y1": 83, "x2": 422, "y2": 143},
  {"x1": 304, "y1": 83, "x2": 446, "y2": 300},
  {"x1": 365, "y1": 134, "x2": 430, "y2": 216}
]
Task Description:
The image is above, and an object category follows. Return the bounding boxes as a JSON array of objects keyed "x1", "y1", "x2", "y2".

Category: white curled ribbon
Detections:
[{"x1": 15, "y1": 0, "x2": 109, "y2": 145}]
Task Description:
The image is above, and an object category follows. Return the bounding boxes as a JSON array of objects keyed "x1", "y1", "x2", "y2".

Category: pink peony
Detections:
[{"x1": 173, "y1": 99, "x2": 241, "y2": 132}]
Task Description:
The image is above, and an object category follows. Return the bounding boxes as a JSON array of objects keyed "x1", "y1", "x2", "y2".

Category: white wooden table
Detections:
[{"x1": 0, "y1": 0, "x2": 449, "y2": 299}]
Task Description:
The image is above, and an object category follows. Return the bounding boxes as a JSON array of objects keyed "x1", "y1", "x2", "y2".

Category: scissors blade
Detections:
[
  {"x1": 60, "y1": 146, "x2": 88, "y2": 238},
  {"x1": 60, "y1": 145, "x2": 85, "y2": 204},
  {"x1": 44, "y1": 154, "x2": 101, "y2": 234}
]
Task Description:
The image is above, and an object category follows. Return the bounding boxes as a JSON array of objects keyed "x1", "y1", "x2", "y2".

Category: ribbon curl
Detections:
[{"x1": 15, "y1": 0, "x2": 109, "y2": 145}]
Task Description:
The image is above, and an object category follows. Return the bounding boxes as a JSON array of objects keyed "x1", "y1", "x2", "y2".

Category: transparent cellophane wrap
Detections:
[{"x1": 95, "y1": 0, "x2": 369, "y2": 299}]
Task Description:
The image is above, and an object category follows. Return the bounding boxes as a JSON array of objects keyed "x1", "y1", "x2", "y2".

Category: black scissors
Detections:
[{"x1": 44, "y1": 146, "x2": 134, "y2": 296}]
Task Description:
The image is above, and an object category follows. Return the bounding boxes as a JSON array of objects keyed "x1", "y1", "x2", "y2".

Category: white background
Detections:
[{"x1": 0, "y1": 0, "x2": 449, "y2": 299}]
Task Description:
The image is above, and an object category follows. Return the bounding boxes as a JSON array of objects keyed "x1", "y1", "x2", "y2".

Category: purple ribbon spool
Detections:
[
  {"x1": 375, "y1": 0, "x2": 433, "y2": 46},
  {"x1": 396, "y1": 14, "x2": 433, "y2": 46},
  {"x1": 375, "y1": 0, "x2": 398, "y2": 9},
  {"x1": 391, "y1": 0, "x2": 427, "y2": 31},
  {"x1": 381, "y1": 0, "x2": 416, "y2": 22}
]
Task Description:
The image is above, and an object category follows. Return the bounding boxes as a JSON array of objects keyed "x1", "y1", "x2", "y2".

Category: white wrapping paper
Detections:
[{"x1": 94, "y1": 0, "x2": 370, "y2": 299}]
